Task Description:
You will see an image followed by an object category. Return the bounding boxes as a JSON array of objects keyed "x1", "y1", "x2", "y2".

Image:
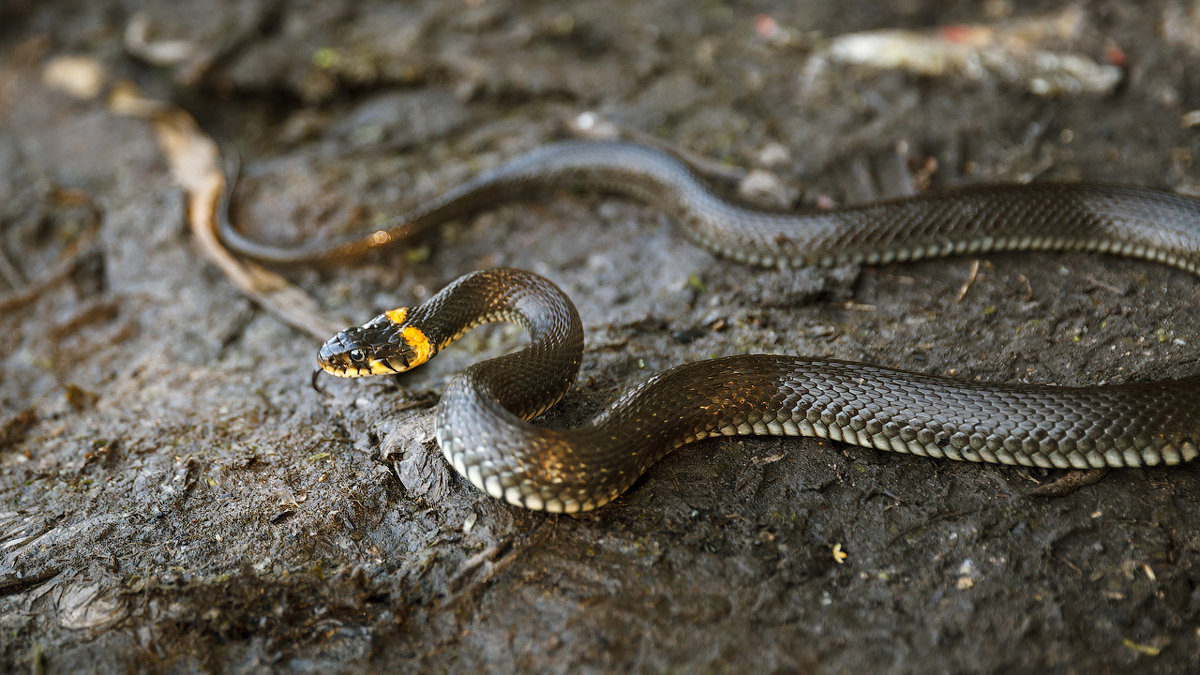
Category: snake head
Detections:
[{"x1": 316, "y1": 308, "x2": 434, "y2": 378}]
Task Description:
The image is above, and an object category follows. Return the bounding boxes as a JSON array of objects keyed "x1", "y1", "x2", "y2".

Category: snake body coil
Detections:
[{"x1": 291, "y1": 141, "x2": 1200, "y2": 512}]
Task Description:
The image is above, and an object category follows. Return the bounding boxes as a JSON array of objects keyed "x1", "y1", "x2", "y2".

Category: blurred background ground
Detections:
[{"x1": 3, "y1": 1, "x2": 1200, "y2": 672}]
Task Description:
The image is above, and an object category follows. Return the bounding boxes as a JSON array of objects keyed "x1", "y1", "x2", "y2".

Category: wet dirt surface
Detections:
[{"x1": 4, "y1": 1, "x2": 1200, "y2": 672}]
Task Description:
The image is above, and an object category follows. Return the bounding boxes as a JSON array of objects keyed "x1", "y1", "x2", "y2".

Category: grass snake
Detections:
[{"x1": 221, "y1": 140, "x2": 1200, "y2": 512}]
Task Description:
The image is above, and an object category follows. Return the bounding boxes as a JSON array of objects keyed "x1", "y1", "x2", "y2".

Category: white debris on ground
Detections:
[{"x1": 810, "y1": 5, "x2": 1123, "y2": 97}]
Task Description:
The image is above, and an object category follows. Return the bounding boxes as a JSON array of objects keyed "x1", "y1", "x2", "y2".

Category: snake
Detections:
[{"x1": 218, "y1": 140, "x2": 1200, "y2": 513}]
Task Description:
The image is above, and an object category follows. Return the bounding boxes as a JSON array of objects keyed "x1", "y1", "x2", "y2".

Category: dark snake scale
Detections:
[{"x1": 221, "y1": 140, "x2": 1200, "y2": 512}]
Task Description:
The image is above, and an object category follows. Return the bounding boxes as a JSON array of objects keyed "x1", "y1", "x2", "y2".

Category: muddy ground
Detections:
[{"x1": 3, "y1": 0, "x2": 1200, "y2": 672}]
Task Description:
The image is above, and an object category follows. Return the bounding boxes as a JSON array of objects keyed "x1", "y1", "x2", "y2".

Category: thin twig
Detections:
[
  {"x1": 109, "y1": 83, "x2": 345, "y2": 341},
  {"x1": 955, "y1": 259, "x2": 981, "y2": 302}
]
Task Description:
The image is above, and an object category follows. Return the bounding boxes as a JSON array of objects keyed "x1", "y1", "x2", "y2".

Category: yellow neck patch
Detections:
[
  {"x1": 385, "y1": 307, "x2": 409, "y2": 324},
  {"x1": 400, "y1": 325, "x2": 434, "y2": 367}
]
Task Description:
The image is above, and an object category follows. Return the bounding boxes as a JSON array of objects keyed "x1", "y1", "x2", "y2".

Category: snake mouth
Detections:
[
  {"x1": 315, "y1": 354, "x2": 404, "y2": 378},
  {"x1": 316, "y1": 363, "x2": 366, "y2": 378},
  {"x1": 310, "y1": 361, "x2": 398, "y2": 397},
  {"x1": 311, "y1": 356, "x2": 404, "y2": 396}
]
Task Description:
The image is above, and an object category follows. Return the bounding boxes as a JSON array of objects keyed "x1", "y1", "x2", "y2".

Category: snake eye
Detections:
[{"x1": 347, "y1": 348, "x2": 366, "y2": 363}]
